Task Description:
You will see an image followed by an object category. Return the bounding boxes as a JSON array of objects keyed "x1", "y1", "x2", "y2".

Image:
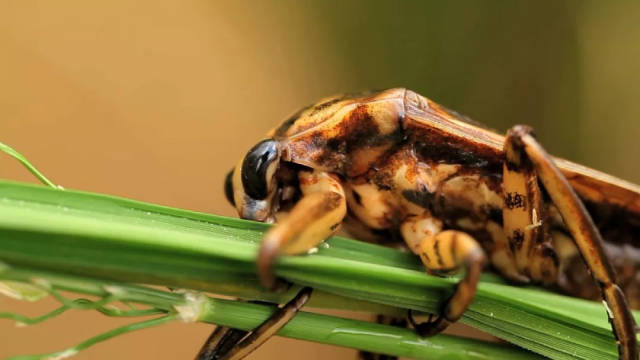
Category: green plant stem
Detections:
[
  {"x1": 0, "y1": 266, "x2": 539, "y2": 360},
  {"x1": 0, "y1": 181, "x2": 638, "y2": 360},
  {"x1": 6, "y1": 315, "x2": 176, "y2": 360},
  {"x1": 0, "y1": 305, "x2": 68, "y2": 325}
]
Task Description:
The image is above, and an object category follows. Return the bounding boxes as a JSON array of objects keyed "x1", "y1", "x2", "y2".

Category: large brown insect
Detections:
[{"x1": 201, "y1": 88, "x2": 639, "y2": 360}]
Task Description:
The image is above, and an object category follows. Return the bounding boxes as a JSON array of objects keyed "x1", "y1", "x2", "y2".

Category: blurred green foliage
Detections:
[{"x1": 310, "y1": 2, "x2": 580, "y2": 153}]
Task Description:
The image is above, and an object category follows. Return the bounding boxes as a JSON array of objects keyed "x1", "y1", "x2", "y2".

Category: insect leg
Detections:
[
  {"x1": 506, "y1": 125, "x2": 638, "y2": 360},
  {"x1": 485, "y1": 220, "x2": 531, "y2": 283},
  {"x1": 195, "y1": 326, "x2": 248, "y2": 360},
  {"x1": 400, "y1": 214, "x2": 486, "y2": 336},
  {"x1": 206, "y1": 171, "x2": 343, "y2": 359},
  {"x1": 195, "y1": 287, "x2": 312, "y2": 360},
  {"x1": 503, "y1": 131, "x2": 558, "y2": 285},
  {"x1": 258, "y1": 169, "x2": 347, "y2": 290}
]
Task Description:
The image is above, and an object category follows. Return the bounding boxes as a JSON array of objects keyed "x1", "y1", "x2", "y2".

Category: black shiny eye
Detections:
[
  {"x1": 241, "y1": 139, "x2": 279, "y2": 199},
  {"x1": 224, "y1": 169, "x2": 235, "y2": 206}
]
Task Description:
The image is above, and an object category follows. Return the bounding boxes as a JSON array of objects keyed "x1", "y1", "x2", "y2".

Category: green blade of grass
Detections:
[
  {"x1": 0, "y1": 180, "x2": 638, "y2": 359},
  {"x1": 0, "y1": 142, "x2": 58, "y2": 189},
  {"x1": 0, "y1": 266, "x2": 539, "y2": 360}
]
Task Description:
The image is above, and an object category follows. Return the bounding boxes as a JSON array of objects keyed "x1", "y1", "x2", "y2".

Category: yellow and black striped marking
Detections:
[
  {"x1": 502, "y1": 128, "x2": 559, "y2": 284},
  {"x1": 401, "y1": 214, "x2": 486, "y2": 335}
]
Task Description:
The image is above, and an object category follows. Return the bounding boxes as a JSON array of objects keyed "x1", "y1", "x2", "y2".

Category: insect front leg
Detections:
[
  {"x1": 198, "y1": 169, "x2": 345, "y2": 359},
  {"x1": 400, "y1": 213, "x2": 487, "y2": 336},
  {"x1": 505, "y1": 125, "x2": 638, "y2": 360},
  {"x1": 258, "y1": 169, "x2": 347, "y2": 290},
  {"x1": 199, "y1": 170, "x2": 345, "y2": 360}
]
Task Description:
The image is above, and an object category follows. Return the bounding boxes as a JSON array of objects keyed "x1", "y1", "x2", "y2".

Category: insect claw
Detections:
[
  {"x1": 270, "y1": 279, "x2": 293, "y2": 294},
  {"x1": 407, "y1": 309, "x2": 419, "y2": 327},
  {"x1": 407, "y1": 309, "x2": 450, "y2": 337},
  {"x1": 256, "y1": 236, "x2": 291, "y2": 293},
  {"x1": 413, "y1": 316, "x2": 450, "y2": 337},
  {"x1": 257, "y1": 237, "x2": 279, "y2": 291}
]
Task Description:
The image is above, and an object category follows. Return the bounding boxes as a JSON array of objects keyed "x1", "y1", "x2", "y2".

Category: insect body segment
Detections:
[{"x1": 210, "y1": 89, "x2": 639, "y2": 360}]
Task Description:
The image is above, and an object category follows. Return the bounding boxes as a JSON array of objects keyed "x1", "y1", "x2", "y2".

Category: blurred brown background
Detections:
[{"x1": 1, "y1": 1, "x2": 639, "y2": 359}]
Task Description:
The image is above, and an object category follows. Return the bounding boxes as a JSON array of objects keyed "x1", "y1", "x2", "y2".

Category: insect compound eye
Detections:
[
  {"x1": 241, "y1": 139, "x2": 280, "y2": 200},
  {"x1": 224, "y1": 169, "x2": 235, "y2": 206}
]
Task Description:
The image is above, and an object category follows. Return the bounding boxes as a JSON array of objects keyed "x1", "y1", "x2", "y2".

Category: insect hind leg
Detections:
[
  {"x1": 505, "y1": 125, "x2": 638, "y2": 360},
  {"x1": 502, "y1": 126, "x2": 559, "y2": 284}
]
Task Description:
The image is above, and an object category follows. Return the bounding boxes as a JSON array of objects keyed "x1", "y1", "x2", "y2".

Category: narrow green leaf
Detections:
[
  {"x1": 0, "y1": 142, "x2": 58, "y2": 189},
  {"x1": 0, "y1": 180, "x2": 637, "y2": 359}
]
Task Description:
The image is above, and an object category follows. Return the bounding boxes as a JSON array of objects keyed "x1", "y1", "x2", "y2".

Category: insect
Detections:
[{"x1": 204, "y1": 88, "x2": 640, "y2": 360}]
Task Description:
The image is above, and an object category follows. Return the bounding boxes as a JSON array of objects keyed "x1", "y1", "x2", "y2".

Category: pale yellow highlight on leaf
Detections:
[{"x1": 0, "y1": 281, "x2": 49, "y2": 301}]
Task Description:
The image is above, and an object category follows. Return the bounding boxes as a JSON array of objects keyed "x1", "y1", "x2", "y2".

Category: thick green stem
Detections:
[{"x1": 0, "y1": 181, "x2": 638, "y2": 360}]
